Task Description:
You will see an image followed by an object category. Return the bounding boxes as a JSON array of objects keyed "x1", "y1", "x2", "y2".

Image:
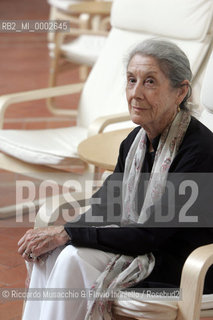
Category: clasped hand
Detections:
[{"x1": 17, "y1": 226, "x2": 70, "y2": 262}]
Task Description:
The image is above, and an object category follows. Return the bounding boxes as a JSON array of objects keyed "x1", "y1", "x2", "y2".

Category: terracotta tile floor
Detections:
[
  {"x1": 0, "y1": 0, "x2": 80, "y2": 130},
  {"x1": 0, "y1": 223, "x2": 29, "y2": 319},
  {"x1": 0, "y1": 0, "x2": 82, "y2": 318}
]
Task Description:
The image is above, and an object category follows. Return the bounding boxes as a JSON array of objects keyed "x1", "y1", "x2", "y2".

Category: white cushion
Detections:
[
  {"x1": 111, "y1": 0, "x2": 213, "y2": 41},
  {"x1": 48, "y1": 35, "x2": 107, "y2": 66},
  {"x1": 114, "y1": 292, "x2": 213, "y2": 320},
  {"x1": 199, "y1": 109, "x2": 213, "y2": 132},
  {"x1": 199, "y1": 51, "x2": 213, "y2": 131},
  {"x1": 0, "y1": 126, "x2": 87, "y2": 165},
  {"x1": 201, "y1": 51, "x2": 213, "y2": 112},
  {"x1": 47, "y1": 0, "x2": 91, "y2": 11}
]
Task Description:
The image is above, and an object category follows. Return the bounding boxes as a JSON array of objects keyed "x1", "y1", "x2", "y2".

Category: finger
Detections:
[
  {"x1": 18, "y1": 234, "x2": 27, "y2": 246},
  {"x1": 18, "y1": 232, "x2": 39, "y2": 255},
  {"x1": 33, "y1": 240, "x2": 48, "y2": 257},
  {"x1": 19, "y1": 238, "x2": 34, "y2": 256},
  {"x1": 18, "y1": 238, "x2": 30, "y2": 255},
  {"x1": 22, "y1": 249, "x2": 32, "y2": 262},
  {"x1": 26, "y1": 237, "x2": 47, "y2": 258},
  {"x1": 30, "y1": 245, "x2": 38, "y2": 258},
  {"x1": 33, "y1": 236, "x2": 55, "y2": 257},
  {"x1": 22, "y1": 248, "x2": 37, "y2": 262},
  {"x1": 18, "y1": 241, "x2": 27, "y2": 256},
  {"x1": 17, "y1": 229, "x2": 34, "y2": 246}
]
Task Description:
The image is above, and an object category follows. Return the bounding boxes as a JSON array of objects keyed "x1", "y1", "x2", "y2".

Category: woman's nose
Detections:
[{"x1": 132, "y1": 82, "x2": 145, "y2": 100}]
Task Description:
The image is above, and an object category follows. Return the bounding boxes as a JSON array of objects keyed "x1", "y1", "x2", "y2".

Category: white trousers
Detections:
[{"x1": 22, "y1": 245, "x2": 115, "y2": 320}]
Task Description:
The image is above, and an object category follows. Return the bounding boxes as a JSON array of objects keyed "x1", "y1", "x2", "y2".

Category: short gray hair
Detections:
[{"x1": 127, "y1": 38, "x2": 192, "y2": 109}]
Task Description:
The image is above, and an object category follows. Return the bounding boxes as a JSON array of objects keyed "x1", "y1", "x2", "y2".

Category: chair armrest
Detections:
[
  {"x1": 49, "y1": 8, "x2": 89, "y2": 28},
  {"x1": 67, "y1": 1, "x2": 112, "y2": 16},
  {"x1": 66, "y1": 27, "x2": 109, "y2": 37},
  {"x1": 0, "y1": 82, "x2": 84, "y2": 129},
  {"x1": 35, "y1": 191, "x2": 91, "y2": 228},
  {"x1": 66, "y1": 1, "x2": 112, "y2": 36},
  {"x1": 51, "y1": 1, "x2": 112, "y2": 37},
  {"x1": 87, "y1": 112, "x2": 130, "y2": 137},
  {"x1": 177, "y1": 244, "x2": 213, "y2": 320},
  {"x1": 54, "y1": 1, "x2": 112, "y2": 36}
]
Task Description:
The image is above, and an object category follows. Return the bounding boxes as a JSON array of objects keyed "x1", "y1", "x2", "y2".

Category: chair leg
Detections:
[
  {"x1": 79, "y1": 65, "x2": 90, "y2": 81},
  {"x1": 0, "y1": 200, "x2": 40, "y2": 220},
  {"x1": 47, "y1": 32, "x2": 65, "y2": 112},
  {"x1": 47, "y1": 6, "x2": 57, "y2": 43},
  {"x1": 48, "y1": 31, "x2": 64, "y2": 88}
]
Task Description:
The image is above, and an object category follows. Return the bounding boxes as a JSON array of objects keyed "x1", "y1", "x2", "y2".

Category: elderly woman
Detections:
[{"x1": 18, "y1": 39, "x2": 213, "y2": 320}]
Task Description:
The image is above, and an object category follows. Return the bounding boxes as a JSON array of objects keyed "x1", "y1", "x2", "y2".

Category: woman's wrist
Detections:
[{"x1": 56, "y1": 226, "x2": 71, "y2": 246}]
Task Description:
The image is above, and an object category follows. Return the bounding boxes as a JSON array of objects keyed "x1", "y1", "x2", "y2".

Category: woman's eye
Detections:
[
  {"x1": 144, "y1": 78, "x2": 155, "y2": 86},
  {"x1": 128, "y1": 77, "x2": 136, "y2": 84}
]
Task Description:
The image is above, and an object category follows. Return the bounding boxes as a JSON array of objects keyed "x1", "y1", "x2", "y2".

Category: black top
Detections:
[{"x1": 65, "y1": 117, "x2": 213, "y2": 293}]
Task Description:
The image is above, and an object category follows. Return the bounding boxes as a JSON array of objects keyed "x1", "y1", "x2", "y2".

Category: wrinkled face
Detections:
[{"x1": 126, "y1": 54, "x2": 180, "y2": 134}]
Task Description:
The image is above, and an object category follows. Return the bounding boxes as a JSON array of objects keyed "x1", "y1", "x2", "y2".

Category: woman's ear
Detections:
[{"x1": 176, "y1": 80, "x2": 190, "y2": 105}]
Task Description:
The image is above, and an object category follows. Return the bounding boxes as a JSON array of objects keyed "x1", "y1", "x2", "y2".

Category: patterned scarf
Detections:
[
  {"x1": 86, "y1": 110, "x2": 191, "y2": 320},
  {"x1": 122, "y1": 109, "x2": 191, "y2": 225}
]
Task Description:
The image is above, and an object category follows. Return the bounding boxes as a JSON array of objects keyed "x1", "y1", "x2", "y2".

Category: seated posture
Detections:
[{"x1": 18, "y1": 39, "x2": 213, "y2": 320}]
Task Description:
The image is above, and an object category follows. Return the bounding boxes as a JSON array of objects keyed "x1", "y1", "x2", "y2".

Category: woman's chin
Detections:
[{"x1": 130, "y1": 115, "x2": 145, "y2": 127}]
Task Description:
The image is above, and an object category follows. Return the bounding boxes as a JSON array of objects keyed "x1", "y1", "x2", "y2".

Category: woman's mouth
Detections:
[{"x1": 132, "y1": 106, "x2": 147, "y2": 111}]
